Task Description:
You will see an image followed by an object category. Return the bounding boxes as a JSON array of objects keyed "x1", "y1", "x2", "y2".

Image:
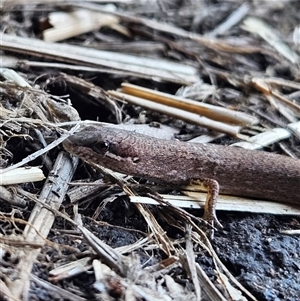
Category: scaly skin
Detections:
[
  {"x1": 64, "y1": 126, "x2": 300, "y2": 204},
  {"x1": 63, "y1": 126, "x2": 300, "y2": 227}
]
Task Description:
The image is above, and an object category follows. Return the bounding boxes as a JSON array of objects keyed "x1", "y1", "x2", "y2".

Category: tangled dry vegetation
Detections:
[{"x1": 1, "y1": 1, "x2": 300, "y2": 301}]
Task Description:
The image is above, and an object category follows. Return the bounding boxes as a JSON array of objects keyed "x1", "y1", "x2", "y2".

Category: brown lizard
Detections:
[{"x1": 63, "y1": 125, "x2": 300, "y2": 227}]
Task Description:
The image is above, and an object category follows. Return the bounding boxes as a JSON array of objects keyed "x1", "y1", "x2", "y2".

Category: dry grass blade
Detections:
[
  {"x1": 152, "y1": 199, "x2": 257, "y2": 301},
  {"x1": 134, "y1": 203, "x2": 174, "y2": 256},
  {"x1": 49, "y1": 257, "x2": 92, "y2": 281},
  {"x1": 243, "y1": 17, "x2": 299, "y2": 64},
  {"x1": 59, "y1": 73, "x2": 123, "y2": 123},
  {"x1": 231, "y1": 127, "x2": 291, "y2": 149},
  {"x1": 85, "y1": 4, "x2": 279, "y2": 56},
  {"x1": 0, "y1": 279, "x2": 21, "y2": 301},
  {"x1": 0, "y1": 167, "x2": 45, "y2": 185},
  {"x1": 0, "y1": 68, "x2": 31, "y2": 87},
  {"x1": 109, "y1": 90, "x2": 242, "y2": 136},
  {"x1": 207, "y1": 3, "x2": 250, "y2": 37},
  {"x1": 1, "y1": 124, "x2": 80, "y2": 174},
  {"x1": 0, "y1": 186, "x2": 27, "y2": 207},
  {"x1": 78, "y1": 225, "x2": 126, "y2": 274},
  {"x1": 130, "y1": 194, "x2": 300, "y2": 216},
  {"x1": 77, "y1": 159, "x2": 175, "y2": 256},
  {"x1": 216, "y1": 273, "x2": 248, "y2": 301},
  {"x1": 121, "y1": 83, "x2": 258, "y2": 126},
  {"x1": 1, "y1": 34, "x2": 199, "y2": 83},
  {"x1": 190, "y1": 227, "x2": 258, "y2": 301},
  {"x1": 252, "y1": 77, "x2": 300, "y2": 117},
  {"x1": 288, "y1": 122, "x2": 300, "y2": 139},
  {"x1": 43, "y1": 9, "x2": 121, "y2": 42},
  {"x1": 6, "y1": 152, "x2": 78, "y2": 299},
  {"x1": 31, "y1": 275, "x2": 88, "y2": 301},
  {"x1": 184, "y1": 224, "x2": 201, "y2": 301},
  {"x1": 195, "y1": 265, "x2": 229, "y2": 301}
]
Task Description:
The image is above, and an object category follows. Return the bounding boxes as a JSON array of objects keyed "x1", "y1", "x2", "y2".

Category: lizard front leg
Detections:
[{"x1": 183, "y1": 178, "x2": 223, "y2": 231}]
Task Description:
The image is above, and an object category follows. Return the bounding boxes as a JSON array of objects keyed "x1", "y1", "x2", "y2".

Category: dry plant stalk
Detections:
[
  {"x1": 44, "y1": 9, "x2": 122, "y2": 42},
  {"x1": 1, "y1": 34, "x2": 199, "y2": 83},
  {"x1": 121, "y1": 83, "x2": 259, "y2": 125},
  {"x1": 109, "y1": 90, "x2": 242, "y2": 136}
]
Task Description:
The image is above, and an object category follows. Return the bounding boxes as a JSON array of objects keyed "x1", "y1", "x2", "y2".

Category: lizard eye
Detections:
[{"x1": 92, "y1": 141, "x2": 109, "y2": 154}]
